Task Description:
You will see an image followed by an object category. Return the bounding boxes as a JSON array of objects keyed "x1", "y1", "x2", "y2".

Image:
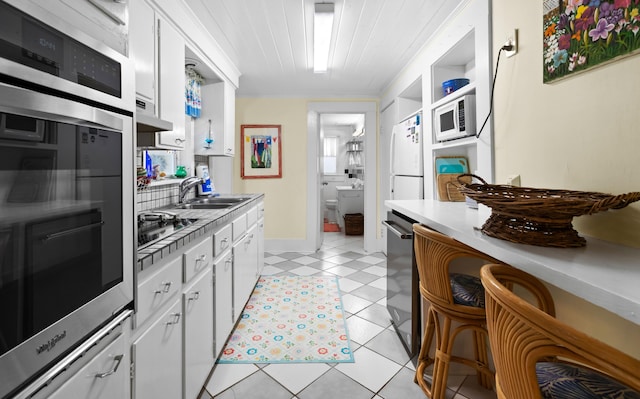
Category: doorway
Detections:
[{"x1": 307, "y1": 102, "x2": 377, "y2": 253}]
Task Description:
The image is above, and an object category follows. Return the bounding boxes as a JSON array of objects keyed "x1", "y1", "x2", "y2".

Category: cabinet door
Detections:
[
  {"x1": 183, "y1": 268, "x2": 214, "y2": 399},
  {"x1": 233, "y1": 224, "x2": 258, "y2": 315},
  {"x1": 214, "y1": 250, "x2": 234, "y2": 354},
  {"x1": 129, "y1": 0, "x2": 155, "y2": 104},
  {"x1": 222, "y1": 80, "x2": 236, "y2": 156},
  {"x1": 48, "y1": 332, "x2": 128, "y2": 399},
  {"x1": 257, "y1": 217, "x2": 264, "y2": 277},
  {"x1": 157, "y1": 16, "x2": 185, "y2": 149},
  {"x1": 132, "y1": 300, "x2": 182, "y2": 399}
]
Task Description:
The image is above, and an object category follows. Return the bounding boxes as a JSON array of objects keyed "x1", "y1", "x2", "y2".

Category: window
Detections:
[{"x1": 322, "y1": 136, "x2": 338, "y2": 174}]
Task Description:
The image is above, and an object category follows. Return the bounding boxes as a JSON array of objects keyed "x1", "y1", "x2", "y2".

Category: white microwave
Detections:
[{"x1": 434, "y1": 94, "x2": 476, "y2": 142}]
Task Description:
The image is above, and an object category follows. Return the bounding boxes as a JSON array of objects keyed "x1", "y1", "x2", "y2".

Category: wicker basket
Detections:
[
  {"x1": 344, "y1": 213, "x2": 364, "y2": 235},
  {"x1": 457, "y1": 174, "x2": 640, "y2": 247}
]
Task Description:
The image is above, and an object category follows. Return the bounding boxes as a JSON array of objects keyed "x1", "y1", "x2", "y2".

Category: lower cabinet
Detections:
[
  {"x1": 131, "y1": 299, "x2": 183, "y2": 399},
  {"x1": 183, "y1": 268, "x2": 214, "y2": 399},
  {"x1": 214, "y1": 249, "x2": 234, "y2": 355},
  {"x1": 233, "y1": 223, "x2": 258, "y2": 315}
]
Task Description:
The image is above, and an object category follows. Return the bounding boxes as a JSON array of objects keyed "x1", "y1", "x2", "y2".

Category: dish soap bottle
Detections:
[{"x1": 195, "y1": 164, "x2": 212, "y2": 196}]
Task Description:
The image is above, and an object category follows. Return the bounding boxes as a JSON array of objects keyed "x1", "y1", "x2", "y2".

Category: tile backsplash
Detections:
[{"x1": 137, "y1": 181, "x2": 197, "y2": 213}]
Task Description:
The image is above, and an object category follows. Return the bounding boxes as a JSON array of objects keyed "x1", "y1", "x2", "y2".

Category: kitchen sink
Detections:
[{"x1": 175, "y1": 196, "x2": 252, "y2": 210}]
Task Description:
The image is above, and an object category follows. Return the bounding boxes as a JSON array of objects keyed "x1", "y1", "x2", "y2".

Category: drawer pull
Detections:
[
  {"x1": 95, "y1": 354, "x2": 123, "y2": 379},
  {"x1": 154, "y1": 281, "x2": 172, "y2": 294},
  {"x1": 221, "y1": 237, "x2": 229, "y2": 249},
  {"x1": 197, "y1": 254, "x2": 207, "y2": 263},
  {"x1": 188, "y1": 291, "x2": 201, "y2": 301},
  {"x1": 166, "y1": 313, "x2": 181, "y2": 325}
]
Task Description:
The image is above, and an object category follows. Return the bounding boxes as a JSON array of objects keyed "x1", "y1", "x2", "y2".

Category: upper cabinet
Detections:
[
  {"x1": 194, "y1": 81, "x2": 236, "y2": 156},
  {"x1": 130, "y1": 0, "x2": 185, "y2": 149}
]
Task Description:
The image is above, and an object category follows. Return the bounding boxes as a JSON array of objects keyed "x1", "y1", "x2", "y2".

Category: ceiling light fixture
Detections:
[{"x1": 313, "y1": 3, "x2": 334, "y2": 73}]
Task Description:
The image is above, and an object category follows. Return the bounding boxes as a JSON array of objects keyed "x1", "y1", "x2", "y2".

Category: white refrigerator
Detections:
[{"x1": 390, "y1": 114, "x2": 423, "y2": 200}]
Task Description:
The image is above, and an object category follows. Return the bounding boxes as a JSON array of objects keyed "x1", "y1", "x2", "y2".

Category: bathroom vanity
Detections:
[{"x1": 336, "y1": 186, "x2": 364, "y2": 230}]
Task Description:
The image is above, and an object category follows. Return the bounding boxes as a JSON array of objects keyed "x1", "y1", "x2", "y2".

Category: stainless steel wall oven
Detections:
[{"x1": 0, "y1": 1, "x2": 135, "y2": 397}]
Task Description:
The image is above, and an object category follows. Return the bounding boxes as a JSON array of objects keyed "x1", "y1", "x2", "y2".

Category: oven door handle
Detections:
[
  {"x1": 43, "y1": 221, "x2": 105, "y2": 241},
  {"x1": 0, "y1": 84, "x2": 124, "y2": 131},
  {"x1": 382, "y1": 220, "x2": 413, "y2": 239}
]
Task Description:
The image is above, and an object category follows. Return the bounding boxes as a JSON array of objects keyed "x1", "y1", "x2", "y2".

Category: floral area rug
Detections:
[{"x1": 217, "y1": 275, "x2": 354, "y2": 364}]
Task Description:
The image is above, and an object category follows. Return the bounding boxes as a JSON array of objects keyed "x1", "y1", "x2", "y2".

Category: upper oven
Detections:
[{"x1": 0, "y1": 1, "x2": 135, "y2": 397}]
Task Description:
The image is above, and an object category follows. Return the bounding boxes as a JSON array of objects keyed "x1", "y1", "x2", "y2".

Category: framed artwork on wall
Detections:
[
  {"x1": 543, "y1": 0, "x2": 640, "y2": 83},
  {"x1": 241, "y1": 124, "x2": 282, "y2": 179}
]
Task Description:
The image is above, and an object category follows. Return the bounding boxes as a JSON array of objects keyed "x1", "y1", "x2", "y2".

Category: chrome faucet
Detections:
[{"x1": 178, "y1": 176, "x2": 204, "y2": 204}]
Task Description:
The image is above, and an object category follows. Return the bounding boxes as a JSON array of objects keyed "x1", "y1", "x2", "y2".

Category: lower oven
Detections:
[
  {"x1": 383, "y1": 210, "x2": 421, "y2": 360},
  {"x1": 0, "y1": 1, "x2": 135, "y2": 397}
]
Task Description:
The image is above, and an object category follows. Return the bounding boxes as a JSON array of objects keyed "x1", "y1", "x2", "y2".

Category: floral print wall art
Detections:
[{"x1": 544, "y1": 0, "x2": 640, "y2": 82}]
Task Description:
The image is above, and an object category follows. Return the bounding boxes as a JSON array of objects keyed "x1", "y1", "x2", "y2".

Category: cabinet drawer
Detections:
[
  {"x1": 213, "y1": 223, "x2": 232, "y2": 258},
  {"x1": 258, "y1": 201, "x2": 265, "y2": 220},
  {"x1": 247, "y1": 205, "x2": 258, "y2": 228},
  {"x1": 232, "y1": 213, "x2": 247, "y2": 241},
  {"x1": 183, "y1": 236, "x2": 212, "y2": 283},
  {"x1": 137, "y1": 257, "x2": 182, "y2": 327}
]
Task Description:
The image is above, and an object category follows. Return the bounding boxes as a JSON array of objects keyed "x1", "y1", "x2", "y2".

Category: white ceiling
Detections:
[{"x1": 183, "y1": 0, "x2": 464, "y2": 98}]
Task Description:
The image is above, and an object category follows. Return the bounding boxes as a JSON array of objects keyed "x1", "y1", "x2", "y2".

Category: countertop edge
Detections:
[
  {"x1": 385, "y1": 199, "x2": 640, "y2": 326},
  {"x1": 136, "y1": 194, "x2": 264, "y2": 273}
]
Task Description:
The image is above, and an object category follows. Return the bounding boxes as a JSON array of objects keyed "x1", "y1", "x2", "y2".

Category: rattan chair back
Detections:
[
  {"x1": 412, "y1": 224, "x2": 499, "y2": 398},
  {"x1": 481, "y1": 264, "x2": 640, "y2": 399}
]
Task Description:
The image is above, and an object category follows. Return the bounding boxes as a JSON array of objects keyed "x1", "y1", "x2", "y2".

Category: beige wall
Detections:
[
  {"x1": 492, "y1": 0, "x2": 640, "y2": 358},
  {"x1": 233, "y1": 98, "x2": 309, "y2": 240}
]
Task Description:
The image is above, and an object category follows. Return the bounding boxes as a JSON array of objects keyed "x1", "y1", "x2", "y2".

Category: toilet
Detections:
[{"x1": 325, "y1": 199, "x2": 338, "y2": 223}]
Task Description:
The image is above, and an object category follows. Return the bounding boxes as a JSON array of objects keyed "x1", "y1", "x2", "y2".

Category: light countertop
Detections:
[{"x1": 385, "y1": 199, "x2": 640, "y2": 326}]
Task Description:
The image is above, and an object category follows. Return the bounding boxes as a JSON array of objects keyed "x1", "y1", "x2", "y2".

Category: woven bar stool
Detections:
[
  {"x1": 412, "y1": 224, "x2": 498, "y2": 398},
  {"x1": 481, "y1": 264, "x2": 640, "y2": 399}
]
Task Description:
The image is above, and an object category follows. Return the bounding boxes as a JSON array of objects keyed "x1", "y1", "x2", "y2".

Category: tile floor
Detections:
[{"x1": 200, "y1": 232, "x2": 497, "y2": 399}]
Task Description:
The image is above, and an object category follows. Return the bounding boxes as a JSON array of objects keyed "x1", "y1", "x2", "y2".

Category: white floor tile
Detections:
[
  {"x1": 263, "y1": 363, "x2": 331, "y2": 394},
  {"x1": 341, "y1": 293, "x2": 373, "y2": 314},
  {"x1": 326, "y1": 255, "x2": 356, "y2": 264},
  {"x1": 261, "y1": 265, "x2": 284, "y2": 275},
  {"x1": 264, "y1": 255, "x2": 287, "y2": 264},
  {"x1": 205, "y1": 364, "x2": 259, "y2": 396},
  {"x1": 362, "y1": 265, "x2": 387, "y2": 277},
  {"x1": 357, "y1": 255, "x2": 385, "y2": 265},
  {"x1": 291, "y1": 255, "x2": 319, "y2": 265},
  {"x1": 368, "y1": 277, "x2": 386, "y2": 291},
  {"x1": 336, "y1": 277, "x2": 364, "y2": 293},
  {"x1": 289, "y1": 265, "x2": 321, "y2": 276},
  {"x1": 325, "y1": 265, "x2": 357, "y2": 277},
  {"x1": 346, "y1": 315, "x2": 385, "y2": 345},
  {"x1": 335, "y1": 346, "x2": 402, "y2": 392}
]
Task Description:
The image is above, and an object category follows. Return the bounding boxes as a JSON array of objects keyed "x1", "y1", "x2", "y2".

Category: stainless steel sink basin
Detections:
[
  {"x1": 175, "y1": 203, "x2": 235, "y2": 210},
  {"x1": 175, "y1": 196, "x2": 252, "y2": 210}
]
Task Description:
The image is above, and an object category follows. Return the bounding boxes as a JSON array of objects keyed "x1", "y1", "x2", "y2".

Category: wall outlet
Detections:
[
  {"x1": 504, "y1": 29, "x2": 518, "y2": 58},
  {"x1": 506, "y1": 174, "x2": 521, "y2": 186}
]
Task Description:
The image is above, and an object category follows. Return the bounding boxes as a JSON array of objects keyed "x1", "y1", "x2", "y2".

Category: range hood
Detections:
[
  {"x1": 135, "y1": 98, "x2": 173, "y2": 133},
  {"x1": 136, "y1": 113, "x2": 173, "y2": 133}
]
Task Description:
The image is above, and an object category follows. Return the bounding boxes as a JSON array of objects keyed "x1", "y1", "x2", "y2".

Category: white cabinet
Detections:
[
  {"x1": 129, "y1": 0, "x2": 155, "y2": 105},
  {"x1": 130, "y1": 0, "x2": 186, "y2": 149},
  {"x1": 183, "y1": 268, "x2": 214, "y2": 399},
  {"x1": 257, "y1": 201, "x2": 265, "y2": 277},
  {"x1": 131, "y1": 299, "x2": 183, "y2": 399},
  {"x1": 233, "y1": 223, "x2": 259, "y2": 316},
  {"x1": 156, "y1": 16, "x2": 186, "y2": 148},
  {"x1": 214, "y1": 249, "x2": 234, "y2": 355},
  {"x1": 336, "y1": 187, "x2": 364, "y2": 229},
  {"x1": 194, "y1": 81, "x2": 236, "y2": 156}
]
